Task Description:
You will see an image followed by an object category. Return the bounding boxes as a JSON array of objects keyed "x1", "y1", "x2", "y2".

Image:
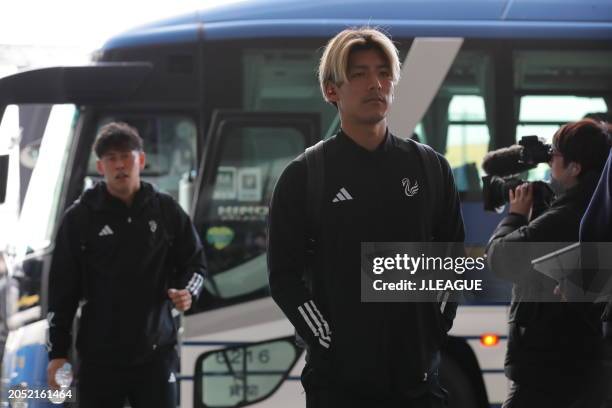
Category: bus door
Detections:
[
  {"x1": 0, "y1": 63, "x2": 152, "y2": 404},
  {"x1": 187, "y1": 111, "x2": 319, "y2": 408}
]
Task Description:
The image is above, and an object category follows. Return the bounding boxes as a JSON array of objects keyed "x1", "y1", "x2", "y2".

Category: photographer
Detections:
[{"x1": 486, "y1": 119, "x2": 611, "y2": 408}]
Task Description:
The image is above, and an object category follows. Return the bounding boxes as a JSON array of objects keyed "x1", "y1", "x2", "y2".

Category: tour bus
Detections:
[{"x1": 0, "y1": 0, "x2": 611, "y2": 406}]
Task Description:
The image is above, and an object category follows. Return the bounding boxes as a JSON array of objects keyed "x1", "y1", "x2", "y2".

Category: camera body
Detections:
[
  {"x1": 482, "y1": 135, "x2": 554, "y2": 212},
  {"x1": 518, "y1": 135, "x2": 552, "y2": 166}
]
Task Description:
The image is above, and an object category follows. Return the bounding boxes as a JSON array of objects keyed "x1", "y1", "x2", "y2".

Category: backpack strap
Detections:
[
  {"x1": 404, "y1": 139, "x2": 458, "y2": 312},
  {"x1": 296, "y1": 140, "x2": 325, "y2": 349},
  {"x1": 305, "y1": 140, "x2": 326, "y2": 243},
  {"x1": 404, "y1": 138, "x2": 444, "y2": 240}
]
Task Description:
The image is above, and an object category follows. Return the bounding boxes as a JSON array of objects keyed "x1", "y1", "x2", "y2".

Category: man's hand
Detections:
[
  {"x1": 168, "y1": 288, "x2": 192, "y2": 311},
  {"x1": 509, "y1": 182, "x2": 533, "y2": 217},
  {"x1": 47, "y1": 358, "x2": 68, "y2": 389}
]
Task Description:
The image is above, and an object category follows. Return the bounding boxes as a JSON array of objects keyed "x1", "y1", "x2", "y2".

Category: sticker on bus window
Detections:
[
  {"x1": 238, "y1": 168, "x2": 262, "y2": 202},
  {"x1": 213, "y1": 166, "x2": 237, "y2": 200},
  {"x1": 216, "y1": 205, "x2": 268, "y2": 221},
  {"x1": 206, "y1": 226, "x2": 235, "y2": 250}
]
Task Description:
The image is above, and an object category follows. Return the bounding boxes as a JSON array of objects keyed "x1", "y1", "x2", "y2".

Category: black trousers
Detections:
[
  {"x1": 305, "y1": 388, "x2": 447, "y2": 408},
  {"x1": 77, "y1": 349, "x2": 178, "y2": 408},
  {"x1": 302, "y1": 366, "x2": 448, "y2": 408},
  {"x1": 301, "y1": 350, "x2": 447, "y2": 408}
]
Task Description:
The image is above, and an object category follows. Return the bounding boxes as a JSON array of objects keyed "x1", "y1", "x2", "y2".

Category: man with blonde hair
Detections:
[{"x1": 268, "y1": 28, "x2": 464, "y2": 407}]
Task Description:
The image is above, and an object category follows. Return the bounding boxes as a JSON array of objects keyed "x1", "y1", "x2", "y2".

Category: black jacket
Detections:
[
  {"x1": 267, "y1": 131, "x2": 465, "y2": 397},
  {"x1": 47, "y1": 182, "x2": 207, "y2": 365},
  {"x1": 486, "y1": 172, "x2": 606, "y2": 386},
  {"x1": 580, "y1": 150, "x2": 612, "y2": 325}
]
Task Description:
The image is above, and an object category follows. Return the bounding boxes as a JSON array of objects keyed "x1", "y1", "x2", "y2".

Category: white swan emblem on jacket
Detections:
[{"x1": 402, "y1": 178, "x2": 419, "y2": 197}]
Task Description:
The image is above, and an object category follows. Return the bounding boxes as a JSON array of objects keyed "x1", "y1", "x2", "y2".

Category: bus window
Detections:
[
  {"x1": 447, "y1": 95, "x2": 490, "y2": 191},
  {"x1": 84, "y1": 116, "x2": 197, "y2": 200},
  {"x1": 196, "y1": 336, "x2": 300, "y2": 407},
  {"x1": 420, "y1": 51, "x2": 492, "y2": 194},
  {"x1": 514, "y1": 50, "x2": 612, "y2": 181},
  {"x1": 242, "y1": 49, "x2": 337, "y2": 137},
  {"x1": 193, "y1": 124, "x2": 308, "y2": 310},
  {"x1": 517, "y1": 95, "x2": 607, "y2": 181}
]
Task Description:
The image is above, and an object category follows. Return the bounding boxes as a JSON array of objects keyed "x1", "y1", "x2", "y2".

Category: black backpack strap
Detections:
[
  {"x1": 403, "y1": 139, "x2": 452, "y2": 311},
  {"x1": 405, "y1": 138, "x2": 444, "y2": 240},
  {"x1": 305, "y1": 140, "x2": 326, "y2": 246},
  {"x1": 295, "y1": 140, "x2": 325, "y2": 349}
]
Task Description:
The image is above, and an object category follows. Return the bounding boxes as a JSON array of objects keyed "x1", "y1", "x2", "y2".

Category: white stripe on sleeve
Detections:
[
  {"x1": 309, "y1": 300, "x2": 331, "y2": 338},
  {"x1": 194, "y1": 274, "x2": 204, "y2": 295},
  {"x1": 304, "y1": 302, "x2": 331, "y2": 342},
  {"x1": 298, "y1": 305, "x2": 319, "y2": 338},
  {"x1": 191, "y1": 274, "x2": 204, "y2": 295},
  {"x1": 186, "y1": 273, "x2": 204, "y2": 295}
]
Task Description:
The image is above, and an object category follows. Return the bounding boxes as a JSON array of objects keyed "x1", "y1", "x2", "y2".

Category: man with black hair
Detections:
[
  {"x1": 487, "y1": 119, "x2": 612, "y2": 407},
  {"x1": 46, "y1": 121, "x2": 207, "y2": 408}
]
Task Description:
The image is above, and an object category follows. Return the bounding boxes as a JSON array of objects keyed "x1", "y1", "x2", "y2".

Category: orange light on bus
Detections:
[{"x1": 480, "y1": 334, "x2": 500, "y2": 347}]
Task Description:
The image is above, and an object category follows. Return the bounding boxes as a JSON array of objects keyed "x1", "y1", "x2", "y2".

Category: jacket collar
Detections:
[
  {"x1": 553, "y1": 171, "x2": 600, "y2": 209},
  {"x1": 82, "y1": 181, "x2": 156, "y2": 213},
  {"x1": 337, "y1": 128, "x2": 393, "y2": 157}
]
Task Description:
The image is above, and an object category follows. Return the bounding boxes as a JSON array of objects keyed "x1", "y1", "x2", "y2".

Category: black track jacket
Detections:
[
  {"x1": 47, "y1": 182, "x2": 207, "y2": 365},
  {"x1": 268, "y1": 130, "x2": 465, "y2": 397}
]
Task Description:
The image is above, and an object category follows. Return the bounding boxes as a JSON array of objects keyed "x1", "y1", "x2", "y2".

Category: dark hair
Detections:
[
  {"x1": 552, "y1": 118, "x2": 611, "y2": 178},
  {"x1": 93, "y1": 122, "x2": 143, "y2": 158}
]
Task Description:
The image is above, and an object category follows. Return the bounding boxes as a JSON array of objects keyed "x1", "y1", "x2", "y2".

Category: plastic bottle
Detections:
[
  {"x1": 54, "y1": 362, "x2": 73, "y2": 388},
  {"x1": 49, "y1": 362, "x2": 73, "y2": 405}
]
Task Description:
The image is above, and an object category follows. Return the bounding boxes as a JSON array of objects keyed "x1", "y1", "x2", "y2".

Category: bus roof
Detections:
[{"x1": 102, "y1": 0, "x2": 612, "y2": 50}]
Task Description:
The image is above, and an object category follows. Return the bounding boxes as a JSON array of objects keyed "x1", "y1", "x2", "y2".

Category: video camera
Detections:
[{"x1": 481, "y1": 135, "x2": 555, "y2": 212}]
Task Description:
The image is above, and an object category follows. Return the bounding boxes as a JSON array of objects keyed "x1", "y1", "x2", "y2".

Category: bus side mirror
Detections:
[
  {"x1": 0, "y1": 155, "x2": 9, "y2": 204},
  {"x1": 194, "y1": 336, "x2": 302, "y2": 408}
]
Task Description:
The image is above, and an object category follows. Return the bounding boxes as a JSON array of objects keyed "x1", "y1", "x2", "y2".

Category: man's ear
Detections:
[
  {"x1": 325, "y1": 82, "x2": 339, "y2": 104},
  {"x1": 138, "y1": 151, "x2": 146, "y2": 171},
  {"x1": 96, "y1": 160, "x2": 105, "y2": 176},
  {"x1": 570, "y1": 162, "x2": 582, "y2": 177}
]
